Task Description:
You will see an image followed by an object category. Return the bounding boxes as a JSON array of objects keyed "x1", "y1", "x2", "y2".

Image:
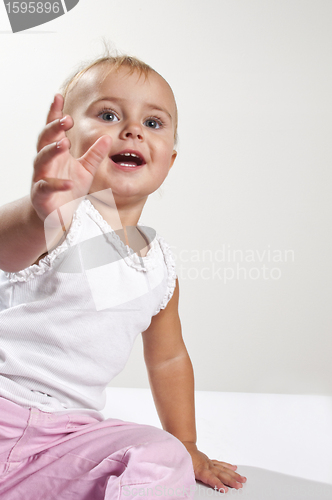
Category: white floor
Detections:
[{"x1": 101, "y1": 387, "x2": 332, "y2": 499}]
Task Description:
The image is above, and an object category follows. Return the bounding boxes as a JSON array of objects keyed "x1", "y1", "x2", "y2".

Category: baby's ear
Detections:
[{"x1": 169, "y1": 150, "x2": 177, "y2": 170}]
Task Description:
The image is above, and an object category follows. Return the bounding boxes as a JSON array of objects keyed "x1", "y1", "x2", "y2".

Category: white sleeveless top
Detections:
[{"x1": 0, "y1": 199, "x2": 177, "y2": 418}]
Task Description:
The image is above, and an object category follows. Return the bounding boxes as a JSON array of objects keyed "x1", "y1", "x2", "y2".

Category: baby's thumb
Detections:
[{"x1": 79, "y1": 136, "x2": 112, "y2": 176}]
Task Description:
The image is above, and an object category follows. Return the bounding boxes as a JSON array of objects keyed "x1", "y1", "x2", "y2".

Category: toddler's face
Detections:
[{"x1": 64, "y1": 65, "x2": 177, "y2": 207}]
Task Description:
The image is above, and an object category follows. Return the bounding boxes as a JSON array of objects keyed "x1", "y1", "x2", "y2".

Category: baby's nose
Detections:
[{"x1": 120, "y1": 121, "x2": 144, "y2": 141}]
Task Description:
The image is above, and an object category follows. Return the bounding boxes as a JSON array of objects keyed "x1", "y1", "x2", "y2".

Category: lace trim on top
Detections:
[
  {"x1": 84, "y1": 199, "x2": 177, "y2": 310},
  {"x1": 83, "y1": 199, "x2": 160, "y2": 272},
  {"x1": 4, "y1": 199, "x2": 177, "y2": 285},
  {"x1": 5, "y1": 202, "x2": 84, "y2": 284},
  {"x1": 153, "y1": 235, "x2": 177, "y2": 315}
]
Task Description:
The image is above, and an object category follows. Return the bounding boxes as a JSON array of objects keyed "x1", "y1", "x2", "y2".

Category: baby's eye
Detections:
[
  {"x1": 144, "y1": 118, "x2": 163, "y2": 129},
  {"x1": 99, "y1": 110, "x2": 119, "y2": 122}
]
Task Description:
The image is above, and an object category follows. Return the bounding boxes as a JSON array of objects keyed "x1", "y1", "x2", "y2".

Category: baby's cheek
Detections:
[
  {"x1": 72, "y1": 134, "x2": 96, "y2": 158},
  {"x1": 163, "y1": 149, "x2": 175, "y2": 166},
  {"x1": 69, "y1": 121, "x2": 101, "y2": 157}
]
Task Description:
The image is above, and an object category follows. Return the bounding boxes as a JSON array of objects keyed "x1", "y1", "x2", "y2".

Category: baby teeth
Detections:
[{"x1": 124, "y1": 153, "x2": 139, "y2": 158}]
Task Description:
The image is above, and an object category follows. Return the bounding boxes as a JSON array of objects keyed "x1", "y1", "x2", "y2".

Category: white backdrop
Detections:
[{"x1": 0, "y1": 0, "x2": 331, "y2": 395}]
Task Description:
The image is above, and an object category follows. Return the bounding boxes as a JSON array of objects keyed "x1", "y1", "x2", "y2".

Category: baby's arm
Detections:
[
  {"x1": 0, "y1": 196, "x2": 48, "y2": 272},
  {"x1": 0, "y1": 95, "x2": 112, "y2": 272},
  {"x1": 142, "y1": 279, "x2": 247, "y2": 492}
]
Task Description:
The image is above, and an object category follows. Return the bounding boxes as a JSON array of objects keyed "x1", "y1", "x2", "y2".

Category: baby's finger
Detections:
[
  {"x1": 79, "y1": 135, "x2": 112, "y2": 176},
  {"x1": 46, "y1": 94, "x2": 64, "y2": 125},
  {"x1": 37, "y1": 115, "x2": 74, "y2": 153},
  {"x1": 33, "y1": 138, "x2": 71, "y2": 182},
  {"x1": 33, "y1": 177, "x2": 73, "y2": 196},
  {"x1": 212, "y1": 461, "x2": 238, "y2": 470},
  {"x1": 211, "y1": 460, "x2": 247, "y2": 480},
  {"x1": 196, "y1": 469, "x2": 229, "y2": 494},
  {"x1": 212, "y1": 468, "x2": 245, "y2": 490},
  {"x1": 211, "y1": 462, "x2": 247, "y2": 484}
]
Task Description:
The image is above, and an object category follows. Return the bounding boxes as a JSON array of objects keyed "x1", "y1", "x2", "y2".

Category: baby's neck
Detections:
[
  {"x1": 86, "y1": 194, "x2": 150, "y2": 257},
  {"x1": 87, "y1": 193, "x2": 144, "y2": 228}
]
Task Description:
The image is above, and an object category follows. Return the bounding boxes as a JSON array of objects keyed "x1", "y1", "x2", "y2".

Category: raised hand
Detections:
[{"x1": 31, "y1": 93, "x2": 112, "y2": 227}]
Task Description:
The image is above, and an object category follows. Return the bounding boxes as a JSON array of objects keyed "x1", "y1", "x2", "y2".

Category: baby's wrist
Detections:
[{"x1": 180, "y1": 440, "x2": 198, "y2": 449}]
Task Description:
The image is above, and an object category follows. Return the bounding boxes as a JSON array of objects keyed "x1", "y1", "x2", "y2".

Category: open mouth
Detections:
[{"x1": 110, "y1": 151, "x2": 146, "y2": 168}]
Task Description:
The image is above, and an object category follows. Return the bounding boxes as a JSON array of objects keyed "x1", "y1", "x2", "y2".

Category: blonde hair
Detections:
[{"x1": 60, "y1": 54, "x2": 178, "y2": 145}]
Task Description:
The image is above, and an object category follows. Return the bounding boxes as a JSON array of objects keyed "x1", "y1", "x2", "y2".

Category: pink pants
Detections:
[{"x1": 0, "y1": 397, "x2": 196, "y2": 499}]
